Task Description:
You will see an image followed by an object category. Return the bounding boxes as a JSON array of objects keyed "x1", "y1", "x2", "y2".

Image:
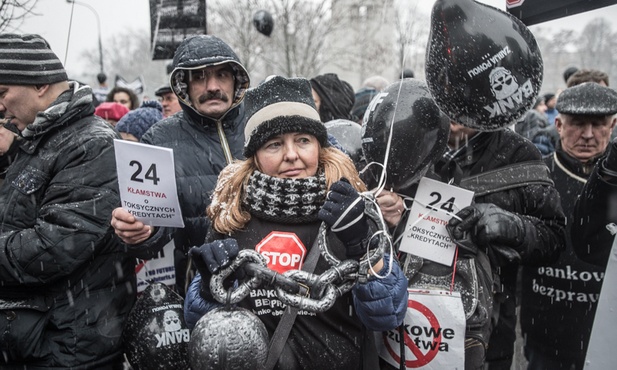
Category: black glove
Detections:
[
  {"x1": 189, "y1": 239, "x2": 239, "y2": 299},
  {"x1": 447, "y1": 203, "x2": 524, "y2": 263},
  {"x1": 318, "y1": 178, "x2": 369, "y2": 259}
]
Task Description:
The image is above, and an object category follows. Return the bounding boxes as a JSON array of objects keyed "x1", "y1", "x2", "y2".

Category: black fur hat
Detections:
[{"x1": 243, "y1": 76, "x2": 328, "y2": 157}]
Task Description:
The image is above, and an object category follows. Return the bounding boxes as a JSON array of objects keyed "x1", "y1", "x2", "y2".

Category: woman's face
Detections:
[
  {"x1": 255, "y1": 132, "x2": 320, "y2": 178},
  {"x1": 113, "y1": 92, "x2": 133, "y2": 110}
]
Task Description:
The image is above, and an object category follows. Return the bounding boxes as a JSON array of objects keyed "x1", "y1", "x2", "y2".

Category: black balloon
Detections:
[
  {"x1": 425, "y1": 0, "x2": 543, "y2": 130},
  {"x1": 253, "y1": 10, "x2": 274, "y2": 37},
  {"x1": 325, "y1": 119, "x2": 364, "y2": 171},
  {"x1": 123, "y1": 283, "x2": 190, "y2": 370},
  {"x1": 189, "y1": 306, "x2": 269, "y2": 370},
  {"x1": 361, "y1": 79, "x2": 450, "y2": 197}
]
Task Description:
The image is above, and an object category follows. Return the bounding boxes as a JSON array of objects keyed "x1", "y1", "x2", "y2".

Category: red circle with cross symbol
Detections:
[{"x1": 383, "y1": 300, "x2": 442, "y2": 368}]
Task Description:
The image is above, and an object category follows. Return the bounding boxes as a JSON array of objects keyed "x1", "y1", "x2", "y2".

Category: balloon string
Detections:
[{"x1": 64, "y1": 1, "x2": 76, "y2": 68}]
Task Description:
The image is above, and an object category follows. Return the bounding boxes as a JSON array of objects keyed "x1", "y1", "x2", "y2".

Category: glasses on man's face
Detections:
[{"x1": 189, "y1": 68, "x2": 234, "y2": 84}]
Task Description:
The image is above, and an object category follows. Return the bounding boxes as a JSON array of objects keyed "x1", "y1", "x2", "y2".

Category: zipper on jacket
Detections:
[{"x1": 216, "y1": 119, "x2": 233, "y2": 165}]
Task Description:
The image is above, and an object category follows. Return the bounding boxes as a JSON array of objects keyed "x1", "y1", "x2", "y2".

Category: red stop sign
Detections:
[{"x1": 256, "y1": 231, "x2": 307, "y2": 273}]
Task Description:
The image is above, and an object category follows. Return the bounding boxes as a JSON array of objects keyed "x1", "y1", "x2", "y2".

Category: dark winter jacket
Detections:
[
  {"x1": 515, "y1": 109, "x2": 548, "y2": 141},
  {"x1": 520, "y1": 148, "x2": 604, "y2": 365},
  {"x1": 432, "y1": 130, "x2": 566, "y2": 365},
  {"x1": 572, "y1": 150, "x2": 617, "y2": 267},
  {"x1": 0, "y1": 83, "x2": 135, "y2": 369},
  {"x1": 134, "y1": 35, "x2": 250, "y2": 293}
]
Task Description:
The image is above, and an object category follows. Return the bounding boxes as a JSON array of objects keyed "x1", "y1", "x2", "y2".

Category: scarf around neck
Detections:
[{"x1": 243, "y1": 170, "x2": 327, "y2": 223}]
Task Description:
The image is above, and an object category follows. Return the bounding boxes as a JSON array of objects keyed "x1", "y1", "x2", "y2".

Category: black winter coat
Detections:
[
  {"x1": 433, "y1": 130, "x2": 566, "y2": 364},
  {"x1": 520, "y1": 148, "x2": 604, "y2": 364},
  {"x1": 572, "y1": 151, "x2": 617, "y2": 268},
  {"x1": 0, "y1": 83, "x2": 135, "y2": 369},
  {"x1": 136, "y1": 35, "x2": 250, "y2": 294}
]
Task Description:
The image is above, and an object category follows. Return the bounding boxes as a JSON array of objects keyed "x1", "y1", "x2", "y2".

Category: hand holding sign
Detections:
[
  {"x1": 111, "y1": 207, "x2": 153, "y2": 245},
  {"x1": 114, "y1": 139, "x2": 184, "y2": 228}
]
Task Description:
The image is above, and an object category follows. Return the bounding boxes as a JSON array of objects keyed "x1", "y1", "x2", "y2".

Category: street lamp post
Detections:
[{"x1": 66, "y1": 0, "x2": 104, "y2": 74}]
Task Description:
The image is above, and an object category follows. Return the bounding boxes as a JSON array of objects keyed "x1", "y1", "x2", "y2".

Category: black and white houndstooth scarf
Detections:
[{"x1": 243, "y1": 170, "x2": 327, "y2": 223}]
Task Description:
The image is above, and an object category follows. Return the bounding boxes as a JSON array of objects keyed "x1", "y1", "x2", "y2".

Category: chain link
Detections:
[{"x1": 209, "y1": 193, "x2": 389, "y2": 312}]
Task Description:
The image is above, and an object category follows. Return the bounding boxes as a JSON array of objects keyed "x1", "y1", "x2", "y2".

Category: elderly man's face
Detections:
[
  {"x1": 0, "y1": 84, "x2": 43, "y2": 131},
  {"x1": 556, "y1": 114, "x2": 616, "y2": 162}
]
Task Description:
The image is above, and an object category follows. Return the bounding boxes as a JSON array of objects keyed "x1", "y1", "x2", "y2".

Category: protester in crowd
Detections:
[
  {"x1": 94, "y1": 101, "x2": 130, "y2": 126},
  {"x1": 534, "y1": 69, "x2": 612, "y2": 155},
  {"x1": 116, "y1": 100, "x2": 164, "y2": 142},
  {"x1": 110, "y1": 35, "x2": 251, "y2": 295},
  {"x1": 443, "y1": 123, "x2": 565, "y2": 370},
  {"x1": 184, "y1": 76, "x2": 408, "y2": 369},
  {"x1": 520, "y1": 82, "x2": 616, "y2": 370},
  {"x1": 563, "y1": 66, "x2": 579, "y2": 85},
  {"x1": 515, "y1": 96, "x2": 549, "y2": 142},
  {"x1": 572, "y1": 136, "x2": 617, "y2": 268},
  {"x1": 566, "y1": 68, "x2": 609, "y2": 87},
  {"x1": 569, "y1": 79, "x2": 617, "y2": 268},
  {"x1": 107, "y1": 85, "x2": 140, "y2": 110},
  {"x1": 380, "y1": 119, "x2": 566, "y2": 369},
  {"x1": 351, "y1": 75, "x2": 389, "y2": 124},
  {"x1": 155, "y1": 83, "x2": 182, "y2": 117},
  {"x1": 544, "y1": 92, "x2": 558, "y2": 126},
  {"x1": 93, "y1": 71, "x2": 110, "y2": 106},
  {"x1": 0, "y1": 33, "x2": 136, "y2": 369},
  {"x1": 310, "y1": 73, "x2": 357, "y2": 122}
]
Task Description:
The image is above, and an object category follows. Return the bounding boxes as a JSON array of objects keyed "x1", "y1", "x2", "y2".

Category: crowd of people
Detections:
[{"x1": 0, "y1": 25, "x2": 615, "y2": 370}]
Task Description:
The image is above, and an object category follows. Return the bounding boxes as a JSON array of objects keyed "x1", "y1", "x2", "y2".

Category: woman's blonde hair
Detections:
[{"x1": 207, "y1": 146, "x2": 367, "y2": 234}]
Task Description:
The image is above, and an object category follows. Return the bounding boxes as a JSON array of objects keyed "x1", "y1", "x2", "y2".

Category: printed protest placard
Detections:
[
  {"x1": 114, "y1": 139, "x2": 184, "y2": 228},
  {"x1": 136, "y1": 240, "x2": 176, "y2": 293},
  {"x1": 584, "y1": 236, "x2": 617, "y2": 369},
  {"x1": 378, "y1": 289, "x2": 465, "y2": 369},
  {"x1": 399, "y1": 177, "x2": 474, "y2": 266}
]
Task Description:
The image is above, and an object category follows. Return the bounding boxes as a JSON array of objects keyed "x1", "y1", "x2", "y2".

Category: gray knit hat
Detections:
[
  {"x1": 556, "y1": 82, "x2": 617, "y2": 116},
  {"x1": 243, "y1": 76, "x2": 329, "y2": 157},
  {"x1": 0, "y1": 34, "x2": 68, "y2": 85}
]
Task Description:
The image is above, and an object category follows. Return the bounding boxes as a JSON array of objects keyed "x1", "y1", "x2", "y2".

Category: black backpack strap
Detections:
[
  {"x1": 459, "y1": 161, "x2": 553, "y2": 197},
  {"x1": 264, "y1": 237, "x2": 321, "y2": 370}
]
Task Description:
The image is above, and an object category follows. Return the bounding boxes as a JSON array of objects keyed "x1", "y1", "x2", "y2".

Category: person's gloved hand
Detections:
[
  {"x1": 189, "y1": 239, "x2": 239, "y2": 299},
  {"x1": 446, "y1": 203, "x2": 525, "y2": 262},
  {"x1": 318, "y1": 178, "x2": 369, "y2": 259}
]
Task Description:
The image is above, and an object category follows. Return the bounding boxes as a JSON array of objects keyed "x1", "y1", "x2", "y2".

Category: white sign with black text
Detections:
[
  {"x1": 114, "y1": 139, "x2": 184, "y2": 228},
  {"x1": 399, "y1": 177, "x2": 474, "y2": 266}
]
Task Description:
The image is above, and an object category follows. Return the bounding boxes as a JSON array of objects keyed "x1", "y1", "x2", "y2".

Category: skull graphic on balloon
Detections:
[{"x1": 361, "y1": 0, "x2": 543, "y2": 195}]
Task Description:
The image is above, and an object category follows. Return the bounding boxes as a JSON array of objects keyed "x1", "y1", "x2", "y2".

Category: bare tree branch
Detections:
[{"x1": 0, "y1": 0, "x2": 39, "y2": 33}]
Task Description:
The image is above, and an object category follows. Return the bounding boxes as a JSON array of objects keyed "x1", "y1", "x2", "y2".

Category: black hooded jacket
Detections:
[
  {"x1": 136, "y1": 35, "x2": 250, "y2": 293},
  {"x1": 0, "y1": 83, "x2": 135, "y2": 369}
]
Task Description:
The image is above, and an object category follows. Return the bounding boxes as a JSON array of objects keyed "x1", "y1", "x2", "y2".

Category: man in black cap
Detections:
[
  {"x1": 0, "y1": 33, "x2": 137, "y2": 368},
  {"x1": 520, "y1": 82, "x2": 617, "y2": 370},
  {"x1": 154, "y1": 83, "x2": 181, "y2": 117}
]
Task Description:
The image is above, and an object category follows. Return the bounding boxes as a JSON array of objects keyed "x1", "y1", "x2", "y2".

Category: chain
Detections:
[{"x1": 209, "y1": 193, "x2": 389, "y2": 312}]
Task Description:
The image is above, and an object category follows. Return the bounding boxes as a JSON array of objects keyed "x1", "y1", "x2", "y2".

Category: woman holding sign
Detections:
[{"x1": 183, "y1": 76, "x2": 408, "y2": 370}]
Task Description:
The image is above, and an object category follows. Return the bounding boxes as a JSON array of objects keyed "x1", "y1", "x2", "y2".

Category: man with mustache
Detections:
[
  {"x1": 111, "y1": 35, "x2": 251, "y2": 295},
  {"x1": 520, "y1": 82, "x2": 617, "y2": 370}
]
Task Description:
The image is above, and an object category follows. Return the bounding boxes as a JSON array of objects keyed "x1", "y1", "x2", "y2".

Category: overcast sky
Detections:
[{"x1": 13, "y1": 0, "x2": 617, "y2": 77}]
